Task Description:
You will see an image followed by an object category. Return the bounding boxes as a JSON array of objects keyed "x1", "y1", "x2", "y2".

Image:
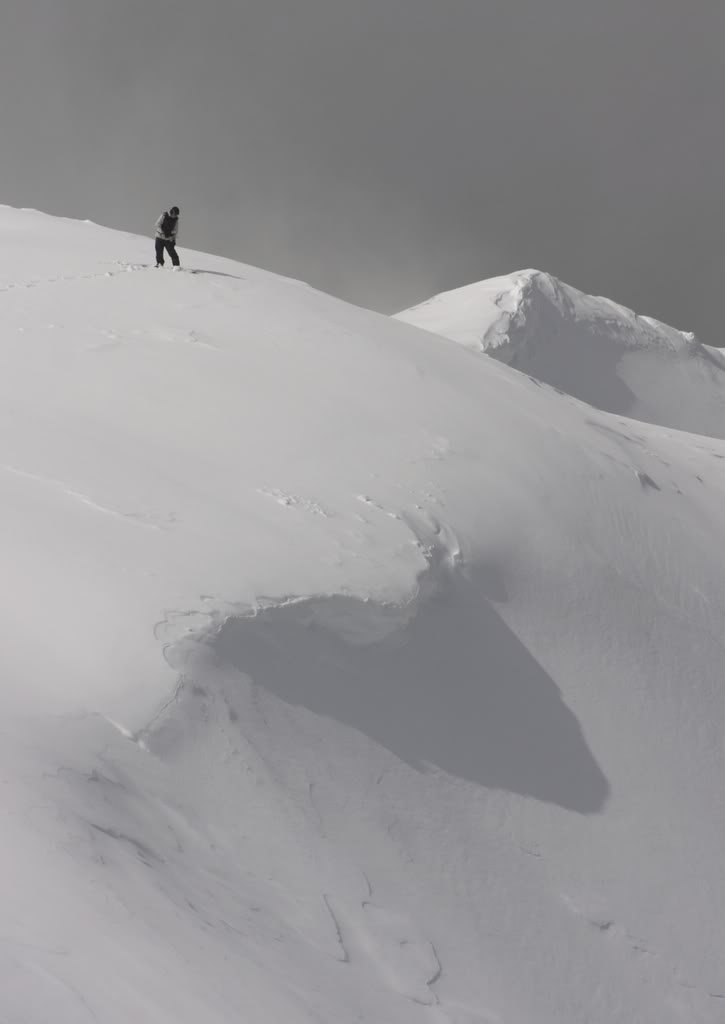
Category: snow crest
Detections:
[{"x1": 398, "y1": 269, "x2": 725, "y2": 437}]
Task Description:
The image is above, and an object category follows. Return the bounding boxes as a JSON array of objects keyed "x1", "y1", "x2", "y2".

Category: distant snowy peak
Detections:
[
  {"x1": 397, "y1": 269, "x2": 696, "y2": 356},
  {"x1": 397, "y1": 269, "x2": 725, "y2": 438}
]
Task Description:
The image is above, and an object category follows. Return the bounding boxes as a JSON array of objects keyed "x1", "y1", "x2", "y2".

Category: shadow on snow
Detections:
[{"x1": 214, "y1": 574, "x2": 609, "y2": 814}]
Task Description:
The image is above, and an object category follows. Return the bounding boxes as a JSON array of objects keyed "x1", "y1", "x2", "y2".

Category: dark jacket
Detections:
[{"x1": 154, "y1": 211, "x2": 179, "y2": 242}]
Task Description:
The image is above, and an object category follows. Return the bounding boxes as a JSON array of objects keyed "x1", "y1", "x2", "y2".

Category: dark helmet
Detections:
[{"x1": 170, "y1": 206, "x2": 180, "y2": 216}]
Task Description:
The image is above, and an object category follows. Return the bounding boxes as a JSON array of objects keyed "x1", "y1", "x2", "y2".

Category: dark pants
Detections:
[{"x1": 155, "y1": 237, "x2": 180, "y2": 266}]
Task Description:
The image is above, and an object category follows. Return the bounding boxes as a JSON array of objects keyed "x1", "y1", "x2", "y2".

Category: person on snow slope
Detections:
[{"x1": 154, "y1": 206, "x2": 181, "y2": 267}]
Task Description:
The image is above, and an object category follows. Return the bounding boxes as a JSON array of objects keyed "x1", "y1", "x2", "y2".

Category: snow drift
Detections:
[
  {"x1": 2, "y1": 206, "x2": 725, "y2": 1023},
  {"x1": 397, "y1": 269, "x2": 725, "y2": 438}
]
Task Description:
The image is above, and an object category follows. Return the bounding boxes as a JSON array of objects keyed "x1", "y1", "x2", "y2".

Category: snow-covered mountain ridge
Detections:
[
  {"x1": 2, "y1": 206, "x2": 725, "y2": 1024},
  {"x1": 398, "y1": 269, "x2": 725, "y2": 438}
]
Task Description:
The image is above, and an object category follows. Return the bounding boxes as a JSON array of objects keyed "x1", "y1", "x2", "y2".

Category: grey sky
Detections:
[{"x1": 1, "y1": 1, "x2": 724, "y2": 340}]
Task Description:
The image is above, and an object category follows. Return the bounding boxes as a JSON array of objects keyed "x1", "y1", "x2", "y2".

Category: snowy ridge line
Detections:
[
  {"x1": 401, "y1": 268, "x2": 702, "y2": 357},
  {"x1": 484, "y1": 269, "x2": 702, "y2": 358},
  {"x1": 398, "y1": 268, "x2": 725, "y2": 439},
  {"x1": 138, "y1": 513, "x2": 464, "y2": 744}
]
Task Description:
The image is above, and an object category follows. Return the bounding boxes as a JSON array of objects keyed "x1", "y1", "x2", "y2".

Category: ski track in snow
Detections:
[
  {"x1": 0, "y1": 463, "x2": 176, "y2": 530},
  {"x1": 0, "y1": 262, "x2": 147, "y2": 294},
  {"x1": 0, "y1": 260, "x2": 226, "y2": 301}
]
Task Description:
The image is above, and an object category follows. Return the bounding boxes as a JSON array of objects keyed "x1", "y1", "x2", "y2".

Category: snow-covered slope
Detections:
[
  {"x1": 3, "y1": 206, "x2": 725, "y2": 1023},
  {"x1": 397, "y1": 269, "x2": 725, "y2": 438}
]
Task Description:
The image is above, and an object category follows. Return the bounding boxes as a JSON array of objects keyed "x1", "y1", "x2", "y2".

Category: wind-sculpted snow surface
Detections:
[
  {"x1": 211, "y1": 572, "x2": 609, "y2": 813},
  {"x1": 3, "y1": 206, "x2": 725, "y2": 1022},
  {"x1": 398, "y1": 269, "x2": 725, "y2": 438}
]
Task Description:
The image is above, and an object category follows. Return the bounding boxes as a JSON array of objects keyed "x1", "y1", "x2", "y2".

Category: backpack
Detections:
[{"x1": 160, "y1": 211, "x2": 177, "y2": 236}]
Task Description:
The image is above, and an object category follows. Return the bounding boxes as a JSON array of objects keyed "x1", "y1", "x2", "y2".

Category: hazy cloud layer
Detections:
[{"x1": 1, "y1": 1, "x2": 723, "y2": 339}]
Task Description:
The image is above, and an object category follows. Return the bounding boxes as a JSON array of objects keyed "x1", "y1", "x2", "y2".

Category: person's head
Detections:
[{"x1": 170, "y1": 206, "x2": 180, "y2": 216}]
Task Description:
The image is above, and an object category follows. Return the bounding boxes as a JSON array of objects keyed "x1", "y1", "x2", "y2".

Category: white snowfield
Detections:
[
  {"x1": 397, "y1": 269, "x2": 725, "y2": 438},
  {"x1": 2, "y1": 205, "x2": 725, "y2": 1024}
]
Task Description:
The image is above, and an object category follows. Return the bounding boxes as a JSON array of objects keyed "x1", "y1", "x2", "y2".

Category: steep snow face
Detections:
[
  {"x1": 397, "y1": 269, "x2": 725, "y2": 437},
  {"x1": 3, "y1": 206, "x2": 725, "y2": 1024}
]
